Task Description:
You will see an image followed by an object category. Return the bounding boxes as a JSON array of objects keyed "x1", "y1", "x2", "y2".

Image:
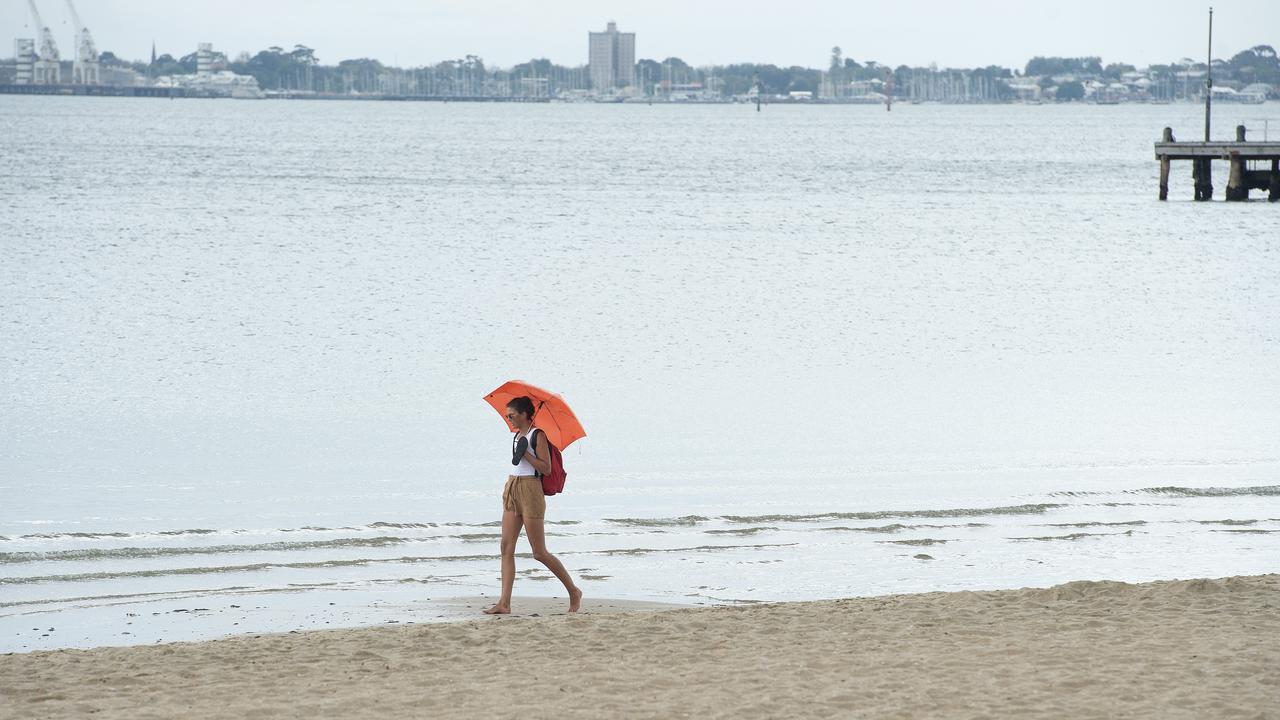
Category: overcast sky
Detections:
[{"x1": 4, "y1": 0, "x2": 1276, "y2": 70}]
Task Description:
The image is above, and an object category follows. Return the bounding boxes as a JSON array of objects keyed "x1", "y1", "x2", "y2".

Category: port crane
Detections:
[
  {"x1": 63, "y1": 0, "x2": 100, "y2": 84},
  {"x1": 25, "y1": 0, "x2": 61, "y2": 84}
]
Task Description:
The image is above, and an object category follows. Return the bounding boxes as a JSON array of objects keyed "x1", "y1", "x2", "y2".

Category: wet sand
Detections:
[{"x1": 2, "y1": 575, "x2": 1276, "y2": 719}]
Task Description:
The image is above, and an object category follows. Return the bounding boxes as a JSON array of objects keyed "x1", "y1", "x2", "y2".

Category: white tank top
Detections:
[{"x1": 510, "y1": 427, "x2": 540, "y2": 476}]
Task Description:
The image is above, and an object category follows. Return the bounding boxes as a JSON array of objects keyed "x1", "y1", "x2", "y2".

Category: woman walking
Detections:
[{"x1": 483, "y1": 396, "x2": 582, "y2": 614}]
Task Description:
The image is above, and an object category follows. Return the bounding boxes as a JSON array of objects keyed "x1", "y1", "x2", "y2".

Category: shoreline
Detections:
[
  {"x1": 0, "y1": 588, "x2": 691, "y2": 655},
  {"x1": 4, "y1": 87, "x2": 1270, "y2": 105},
  {"x1": 3, "y1": 573, "x2": 1276, "y2": 719}
]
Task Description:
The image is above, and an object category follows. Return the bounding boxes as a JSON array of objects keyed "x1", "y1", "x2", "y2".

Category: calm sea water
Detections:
[{"x1": 2, "y1": 96, "x2": 1278, "y2": 652}]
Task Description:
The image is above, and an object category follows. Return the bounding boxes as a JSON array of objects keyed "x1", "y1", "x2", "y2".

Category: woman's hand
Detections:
[{"x1": 525, "y1": 452, "x2": 551, "y2": 476}]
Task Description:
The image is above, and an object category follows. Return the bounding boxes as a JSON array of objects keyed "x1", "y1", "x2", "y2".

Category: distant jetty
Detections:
[
  {"x1": 0, "y1": 82, "x2": 185, "y2": 98},
  {"x1": 1156, "y1": 125, "x2": 1280, "y2": 201}
]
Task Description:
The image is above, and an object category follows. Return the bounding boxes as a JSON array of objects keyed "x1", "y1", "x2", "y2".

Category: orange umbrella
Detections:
[{"x1": 483, "y1": 380, "x2": 586, "y2": 450}]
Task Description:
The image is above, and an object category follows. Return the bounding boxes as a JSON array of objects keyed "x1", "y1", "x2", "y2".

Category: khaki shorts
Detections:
[{"x1": 502, "y1": 475, "x2": 546, "y2": 520}]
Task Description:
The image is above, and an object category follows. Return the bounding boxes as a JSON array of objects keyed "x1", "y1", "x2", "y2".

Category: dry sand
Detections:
[{"x1": 2, "y1": 575, "x2": 1276, "y2": 719}]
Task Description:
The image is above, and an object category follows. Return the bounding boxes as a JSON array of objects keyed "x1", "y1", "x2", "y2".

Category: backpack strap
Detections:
[{"x1": 529, "y1": 429, "x2": 543, "y2": 478}]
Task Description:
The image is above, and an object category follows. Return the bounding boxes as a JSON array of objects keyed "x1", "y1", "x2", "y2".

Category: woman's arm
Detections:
[{"x1": 524, "y1": 431, "x2": 552, "y2": 475}]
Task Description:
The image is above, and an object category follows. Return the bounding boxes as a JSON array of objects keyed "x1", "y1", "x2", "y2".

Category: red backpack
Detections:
[{"x1": 530, "y1": 429, "x2": 566, "y2": 496}]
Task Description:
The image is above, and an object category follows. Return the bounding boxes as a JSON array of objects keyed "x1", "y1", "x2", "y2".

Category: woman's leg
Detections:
[
  {"x1": 523, "y1": 517, "x2": 582, "y2": 612},
  {"x1": 483, "y1": 510, "x2": 523, "y2": 614}
]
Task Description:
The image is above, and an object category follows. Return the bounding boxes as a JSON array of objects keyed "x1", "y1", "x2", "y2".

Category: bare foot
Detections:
[
  {"x1": 568, "y1": 587, "x2": 583, "y2": 613},
  {"x1": 482, "y1": 604, "x2": 510, "y2": 615}
]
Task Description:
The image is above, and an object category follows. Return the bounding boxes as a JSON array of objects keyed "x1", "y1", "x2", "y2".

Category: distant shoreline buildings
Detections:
[
  {"x1": 1, "y1": 5, "x2": 1276, "y2": 104},
  {"x1": 150, "y1": 42, "x2": 262, "y2": 98},
  {"x1": 9, "y1": 21, "x2": 262, "y2": 99},
  {"x1": 5, "y1": 0, "x2": 261, "y2": 98}
]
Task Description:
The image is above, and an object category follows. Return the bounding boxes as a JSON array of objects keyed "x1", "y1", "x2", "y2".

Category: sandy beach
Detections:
[{"x1": 2, "y1": 574, "x2": 1276, "y2": 719}]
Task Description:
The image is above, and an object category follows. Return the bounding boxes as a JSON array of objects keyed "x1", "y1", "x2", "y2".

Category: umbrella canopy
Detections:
[{"x1": 483, "y1": 380, "x2": 586, "y2": 450}]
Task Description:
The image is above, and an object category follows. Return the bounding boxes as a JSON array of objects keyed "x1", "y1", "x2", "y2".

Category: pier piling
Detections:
[
  {"x1": 1156, "y1": 125, "x2": 1280, "y2": 202},
  {"x1": 1194, "y1": 158, "x2": 1214, "y2": 201},
  {"x1": 1159, "y1": 128, "x2": 1173, "y2": 201},
  {"x1": 1226, "y1": 126, "x2": 1247, "y2": 201}
]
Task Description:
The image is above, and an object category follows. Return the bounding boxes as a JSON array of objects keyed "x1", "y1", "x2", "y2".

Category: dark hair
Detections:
[{"x1": 506, "y1": 396, "x2": 536, "y2": 420}]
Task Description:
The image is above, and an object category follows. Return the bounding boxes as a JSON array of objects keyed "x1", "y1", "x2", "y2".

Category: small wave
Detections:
[
  {"x1": 0, "y1": 536, "x2": 415, "y2": 565},
  {"x1": 0, "y1": 552, "x2": 505, "y2": 585},
  {"x1": 18, "y1": 531, "x2": 131, "y2": 540},
  {"x1": 0, "y1": 542, "x2": 798, "y2": 585},
  {"x1": 386, "y1": 576, "x2": 462, "y2": 584},
  {"x1": 17, "y1": 526, "x2": 339, "y2": 542},
  {"x1": 6, "y1": 519, "x2": 581, "y2": 544},
  {"x1": 1138, "y1": 485, "x2": 1280, "y2": 498},
  {"x1": 920, "y1": 522, "x2": 989, "y2": 529},
  {"x1": 460, "y1": 519, "x2": 580, "y2": 528},
  {"x1": 1041, "y1": 521, "x2": 1147, "y2": 528},
  {"x1": 1211, "y1": 528, "x2": 1279, "y2": 534},
  {"x1": 604, "y1": 515, "x2": 711, "y2": 527},
  {"x1": 1195, "y1": 519, "x2": 1258, "y2": 526},
  {"x1": 818, "y1": 522, "x2": 990, "y2": 534},
  {"x1": 722, "y1": 503, "x2": 1063, "y2": 524},
  {"x1": 0, "y1": 585, "x2": 258, "y2": 610},
  {"x1": 1010, "y1": 530, "x2": 1136, "y2": 542},
  {"x1": 368, "y1": 521, "x2": 437, "y2": 529},
  {"x1": 19, "y1": 528, "x2": 222, "y2": 540},
  {"x1": 878, "y1": 538, "x2": 949, "y2": 546},
  {"x1": 704, "y1": 527, "x2": 778, "y2": 536},
  {"x1": 819, "y1": 524, "x2": 912, "y2": 534},
  {"x1": 1050, "y1": 485, "x2": 1280, "y2": 500},
  {"x1": 599, "y1": 542, "x2": 797, "y2": 556}
]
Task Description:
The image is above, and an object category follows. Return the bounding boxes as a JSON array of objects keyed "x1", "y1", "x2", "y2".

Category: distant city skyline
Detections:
[{"x1": 2, "y1": 0, "x2": 1277, "y2": 71}]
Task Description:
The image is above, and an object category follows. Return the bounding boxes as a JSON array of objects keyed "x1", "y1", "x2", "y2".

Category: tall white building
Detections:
[
  {"x1": 14, "y1": 39, "x2": 35, "y2": 84},
  {"x1": 197, "y1": 43, "x2": 214, "y2": 76},
  {"x1": 588, "y1": 21, "x2": 635, "y2": 91}
]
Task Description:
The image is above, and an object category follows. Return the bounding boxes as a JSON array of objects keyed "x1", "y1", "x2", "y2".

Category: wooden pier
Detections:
[
  {"x1": 1155, "y1": 125, "x2": 1280, "y2": 202},
  {"x1": 0, "y1": 83, "x2": 188, "y2": 98}
]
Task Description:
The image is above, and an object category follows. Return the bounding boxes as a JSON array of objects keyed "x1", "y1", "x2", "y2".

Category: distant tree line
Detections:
[
  {"x1": 1025, "y1": 56, "x2": 1104, "y2": 77},
  {"x1": 1026, "y1": 46, "x2": 1278, "y2": 85}
]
